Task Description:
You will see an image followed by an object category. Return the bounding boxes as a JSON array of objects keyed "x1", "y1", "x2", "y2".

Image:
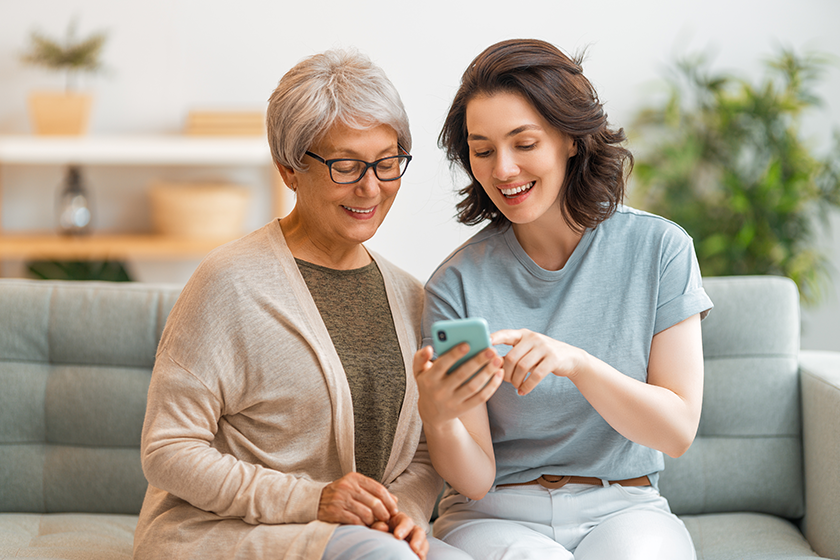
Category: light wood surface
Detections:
[{"x1": 0, "y1": 233, "x2": 236, "y2": 260}]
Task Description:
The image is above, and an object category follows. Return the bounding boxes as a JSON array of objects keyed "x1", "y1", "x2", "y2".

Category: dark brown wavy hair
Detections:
[{"x1": 439, "y1": 38, "x2": 633, "y2": 231}]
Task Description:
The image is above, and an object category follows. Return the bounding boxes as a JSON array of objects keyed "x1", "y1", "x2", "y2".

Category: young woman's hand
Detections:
[
  {"x1": 491, "y1": 329, "x2": 587, "y2": 396},
  {"x1": 412, "y1": 343, "x2": 503, "y2": 428},
  {"x1": 412, "y1": 343, "x2": 501, "y2": 499}
]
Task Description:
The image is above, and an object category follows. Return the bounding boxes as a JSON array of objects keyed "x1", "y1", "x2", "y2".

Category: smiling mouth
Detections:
[
  {"x1": 500, "y1": 181, "x2": 535, "y2": 198},
  {"x1": 342, "y1": 206, "x2": 374, "y2": 214}
]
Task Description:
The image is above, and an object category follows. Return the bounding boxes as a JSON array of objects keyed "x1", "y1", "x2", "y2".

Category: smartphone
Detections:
[{"x1": 431, "y1": 317, "x2": 492, "y2": 374}]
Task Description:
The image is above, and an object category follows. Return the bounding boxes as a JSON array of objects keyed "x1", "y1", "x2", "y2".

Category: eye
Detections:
[
  {"x1": 518, "y1": 143, "x2": 537, "y2": 151},
  {"x1": 472, "y1": 149, "x2": 493, "y2": 158},
  {"x1": 332, "y1": 160, "x2": 362, "y2": 175},
  {"x1": 377, "y1": 158, "x2": 397, "y2": 171}
]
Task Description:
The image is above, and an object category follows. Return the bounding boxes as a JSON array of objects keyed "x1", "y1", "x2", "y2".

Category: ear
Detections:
[
  {"x1": 568, "y1": 138, "x2": 578, "y2": 157},
  {"x1": 275, "y1": 162, "x2": 297, "y2": 192}
]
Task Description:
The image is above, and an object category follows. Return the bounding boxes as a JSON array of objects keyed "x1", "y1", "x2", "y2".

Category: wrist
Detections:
[
  {"x1": 566, "y1": 346, "x2": 593, "y2": 383},
  {"x1": 423, "y1": 416, "x2": 460, "y2": 437}
]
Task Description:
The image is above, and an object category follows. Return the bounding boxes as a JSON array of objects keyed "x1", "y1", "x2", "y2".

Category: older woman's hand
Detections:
[
  {"x1": 318, "y1": 472, "x2": 399, "y2": 526},
  {"x1": 371, "y1": 512, "x2": 429, "y2": 560}
]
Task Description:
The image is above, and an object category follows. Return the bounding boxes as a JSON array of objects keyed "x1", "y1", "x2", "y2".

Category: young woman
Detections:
[{"x1": 413, "y1": 39, "x2": 713, "y2": 560}]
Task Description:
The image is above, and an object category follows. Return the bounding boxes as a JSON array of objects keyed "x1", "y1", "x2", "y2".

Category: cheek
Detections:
[
  {"x1": 377, "y1": 183, "x2": 401, "y2": 208},
  {"x1": 468, "y1": 158, "x2": 493, "y2": 188}
]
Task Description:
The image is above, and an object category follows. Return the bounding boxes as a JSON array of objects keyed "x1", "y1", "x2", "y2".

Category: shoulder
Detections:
[
  {"x1": 172, "y1": 224, "x2": 281, "y2": 321},
  {"x1": 370, "y1": 251, "x2": 424, "y2": 317},
  {"x1": 602, "y1": 205, "x2": 695, "y2": 254},
  {"x1": 608, "y1": 205, "x2": 691, "y2": 237},
  {"x1": 426, "y1": 224, "x2": 508, "y2": 286},
  {"x1": 193, "y1": 222, "x2": 284, "y2": 287},
  {"x1": 371, "y1": 252, "x2": 423, "y2": 295}
]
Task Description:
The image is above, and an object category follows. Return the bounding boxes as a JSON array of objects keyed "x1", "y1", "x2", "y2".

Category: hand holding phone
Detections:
[{"x1": 431, "y1": 318, "x2": 492, "y2": 374}]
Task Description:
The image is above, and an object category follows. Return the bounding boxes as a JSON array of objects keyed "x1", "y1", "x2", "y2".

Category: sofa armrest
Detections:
[{"x1": 799, "y1": 350, "x2": 840, "y2": 559}]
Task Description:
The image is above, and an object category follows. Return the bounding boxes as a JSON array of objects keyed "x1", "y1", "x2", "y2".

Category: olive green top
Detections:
[{"x1": 296, "y1": 258, "x2": 405, "y2": 481}]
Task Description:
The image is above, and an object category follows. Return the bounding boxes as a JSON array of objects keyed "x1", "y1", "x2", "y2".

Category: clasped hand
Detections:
[{"x1": 318, "y1": 472, "x2": 428, "y2": 559}]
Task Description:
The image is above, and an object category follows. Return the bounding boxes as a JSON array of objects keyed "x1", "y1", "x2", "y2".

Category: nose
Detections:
[
  {"x1": 492, "y1": 149, "x2": 519, "y2": 181},
  {"x1": 354, "y1": 166, "x2": 381, "y2": 196}
]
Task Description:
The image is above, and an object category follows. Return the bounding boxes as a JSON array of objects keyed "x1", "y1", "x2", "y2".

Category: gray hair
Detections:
[{"x1": 267, "y1": 48, "x2": 411, "y2": 171}]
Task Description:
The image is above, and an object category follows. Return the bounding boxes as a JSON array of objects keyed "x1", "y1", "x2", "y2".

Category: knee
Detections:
[{"x1": 360, "y1": 537, "x2": 416, "y2": 560}]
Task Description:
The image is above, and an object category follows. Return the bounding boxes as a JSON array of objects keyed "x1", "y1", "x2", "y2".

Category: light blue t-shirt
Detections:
[{"x1": 423, "y1": 205, "x2": 713, "y2": 486}]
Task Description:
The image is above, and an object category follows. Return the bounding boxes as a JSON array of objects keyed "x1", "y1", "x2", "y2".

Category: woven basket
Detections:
[{"x1": 149, "y1": 182, "x2": 251, "y2": 238}]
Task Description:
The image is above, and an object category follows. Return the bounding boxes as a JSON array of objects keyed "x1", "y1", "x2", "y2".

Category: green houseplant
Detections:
[
  {"x1": 631, "y1": 49, "x2": 840, "y2": 304},
  {"x1": 20, "y1": 19, "x2": 108, "y2": 135}
]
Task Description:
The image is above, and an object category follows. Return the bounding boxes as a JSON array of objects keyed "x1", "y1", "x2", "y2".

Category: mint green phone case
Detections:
[{"x1": 431, "y1": 317, "x2": 492, "y2": 374}]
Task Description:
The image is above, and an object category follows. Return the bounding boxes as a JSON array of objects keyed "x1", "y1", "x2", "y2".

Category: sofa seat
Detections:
[
  {"x1": 0, "y1": 513, "x2": 137, "y2": 559},
  {"x1": 682, "y1": 513, "x2": 819, "y2": 559}
]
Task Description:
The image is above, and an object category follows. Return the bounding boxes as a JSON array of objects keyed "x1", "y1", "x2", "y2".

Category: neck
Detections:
[
  {"x1": 511, "y1": 212, "x2": 583, "y2": 271},
  {"x1": 280, "y1": 211, "x2": 371, "y2": 270}
]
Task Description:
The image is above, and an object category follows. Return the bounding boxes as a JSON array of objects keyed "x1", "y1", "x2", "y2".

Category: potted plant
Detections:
[
  {"x1": 20, "y1": 19, "x2": 108, "y2": 135},
  {"x1": 630, "y1": 48, "x2": 840, "y2": 305}
]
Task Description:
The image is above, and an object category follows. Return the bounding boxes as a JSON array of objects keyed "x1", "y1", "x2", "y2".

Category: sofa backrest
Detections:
[
  {"x1": 0, "y1": 280, "x2": 181, "y2": 514},
  {"x1": 1, "y1": 276, "x2": 805, "y2": 518},
  {"x1": 659, "y1": 275, "x2": 803, "y2": 519}
]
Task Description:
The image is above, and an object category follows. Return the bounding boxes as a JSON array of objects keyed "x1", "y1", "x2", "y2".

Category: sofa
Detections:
[{"x1": 0, "y1": 276, "x2": 838, "y2": 560}]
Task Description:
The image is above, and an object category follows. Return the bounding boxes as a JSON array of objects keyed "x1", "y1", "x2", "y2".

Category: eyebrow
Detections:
[
  {"x1": 322, "y1": 143, "x2": 400, "y2": 160},
  {"x1": 467, "y1": 124, "x2": 543, "y2": 142}
]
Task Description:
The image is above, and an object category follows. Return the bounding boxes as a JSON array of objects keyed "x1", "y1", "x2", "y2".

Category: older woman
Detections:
[{"x1": 133, "y1": 49, "x2": 470, "y2": 560}]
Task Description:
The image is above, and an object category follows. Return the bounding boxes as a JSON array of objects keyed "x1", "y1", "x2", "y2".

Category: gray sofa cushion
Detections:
[
  {"x1": 0, "y1": 512, "x2": 136, "y2": 560},
  {"x1": 0, "y1": 280, "x2": 180, "y2": 515},
  {"x1": 682, "y1": 513, "x2": 819, "y2": 559},
  {"x1": 660, "y1": 276, "x2": 803, "y2": 518}
]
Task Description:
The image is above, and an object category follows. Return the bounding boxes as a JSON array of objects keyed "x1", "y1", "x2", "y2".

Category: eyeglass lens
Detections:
[{"x1": 331, "y1": 156, "x2": 410, "y2": 183}]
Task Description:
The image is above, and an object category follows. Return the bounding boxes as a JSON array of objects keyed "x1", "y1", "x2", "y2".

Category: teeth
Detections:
[
  {"x1": 344, "y1": 206, "x2": 374, "y2": 214},
  {"x1": 500, "y1": 182, "x2": 534, "y2": 196}
]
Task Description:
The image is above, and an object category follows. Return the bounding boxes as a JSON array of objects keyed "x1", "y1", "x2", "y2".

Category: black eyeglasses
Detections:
[{"x1": 304, "y1": 145, "x2": 412, "y2": 184}]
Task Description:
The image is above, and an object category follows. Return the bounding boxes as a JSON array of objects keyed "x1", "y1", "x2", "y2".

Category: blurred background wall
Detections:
[{"x1": 1, "y1": 0, "x2": 838, "y2": 350}]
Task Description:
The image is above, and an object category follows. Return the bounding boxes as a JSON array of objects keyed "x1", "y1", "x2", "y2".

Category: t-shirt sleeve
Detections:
[
  {"x1": 421, "y1": 276, "x2": 465, "y2": 352},
  {"x1": 654, "y1": 229, "x2": 714, "y2": 335}
]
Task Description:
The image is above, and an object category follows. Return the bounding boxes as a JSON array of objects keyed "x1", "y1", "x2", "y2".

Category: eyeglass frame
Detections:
[{"x1": 303, "y1": 144, "x2": 412, "y2": 184}]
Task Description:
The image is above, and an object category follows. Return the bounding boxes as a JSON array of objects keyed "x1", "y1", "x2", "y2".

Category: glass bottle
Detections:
[{"x1": 56, "y1": 165, "x2": 92, "y2": 235}]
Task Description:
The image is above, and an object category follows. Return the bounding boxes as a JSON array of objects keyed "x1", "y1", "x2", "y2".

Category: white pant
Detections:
[
  {"x1": 433, "y1": 483, "x2": 696, "y2": 560},
  {"x1": 322, "y1": 525, "x2": 473, "y2": 560}
]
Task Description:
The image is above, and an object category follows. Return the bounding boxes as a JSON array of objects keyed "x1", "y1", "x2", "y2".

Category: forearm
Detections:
[
  {"x1": 142, "y1": 356, "x2": 327, "y2": 525},
  {"x1": 423, "y1": 407, "x2": 496, "y2": 499},
  {"x1": 143, "y1": 436, "x2": 326, "y2": 524},
  {"x1": 570, "y1": 352, "x2": 699, "y2": 457}
]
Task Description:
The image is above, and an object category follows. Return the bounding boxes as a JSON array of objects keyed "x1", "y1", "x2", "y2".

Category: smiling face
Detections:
[
  {"x1": 465, "y1": 91, "x2": 577, "y2": 228},
  {"x1": 282, "y1": 122, "x2": 402, "y2": 257}
]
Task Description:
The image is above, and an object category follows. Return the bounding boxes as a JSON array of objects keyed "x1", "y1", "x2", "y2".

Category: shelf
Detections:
[
  {"x1": 0, "y1": 135, "x2": 273, "y2": 166},
  {"x1": 0, "y1": 233, "x2": 237, "y2": 260},
  {"x1": 0, "y1": 136, "x2": 289, "y2": 264}
]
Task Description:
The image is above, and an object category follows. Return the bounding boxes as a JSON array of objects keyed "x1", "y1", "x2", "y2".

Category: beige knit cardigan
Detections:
[{"x1": 133, "y1": 220, "x2": 441, "y2": 560}]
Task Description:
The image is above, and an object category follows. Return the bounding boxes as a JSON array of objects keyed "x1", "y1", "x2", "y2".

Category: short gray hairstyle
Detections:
[{"x1": 267, "y1": 48, "x2": 411, "y2": 172}]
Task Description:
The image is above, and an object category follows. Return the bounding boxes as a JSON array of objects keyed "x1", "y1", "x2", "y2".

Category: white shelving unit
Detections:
[{"x1": 0, "y1": 135, "x2": 286, "y2": 261}]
